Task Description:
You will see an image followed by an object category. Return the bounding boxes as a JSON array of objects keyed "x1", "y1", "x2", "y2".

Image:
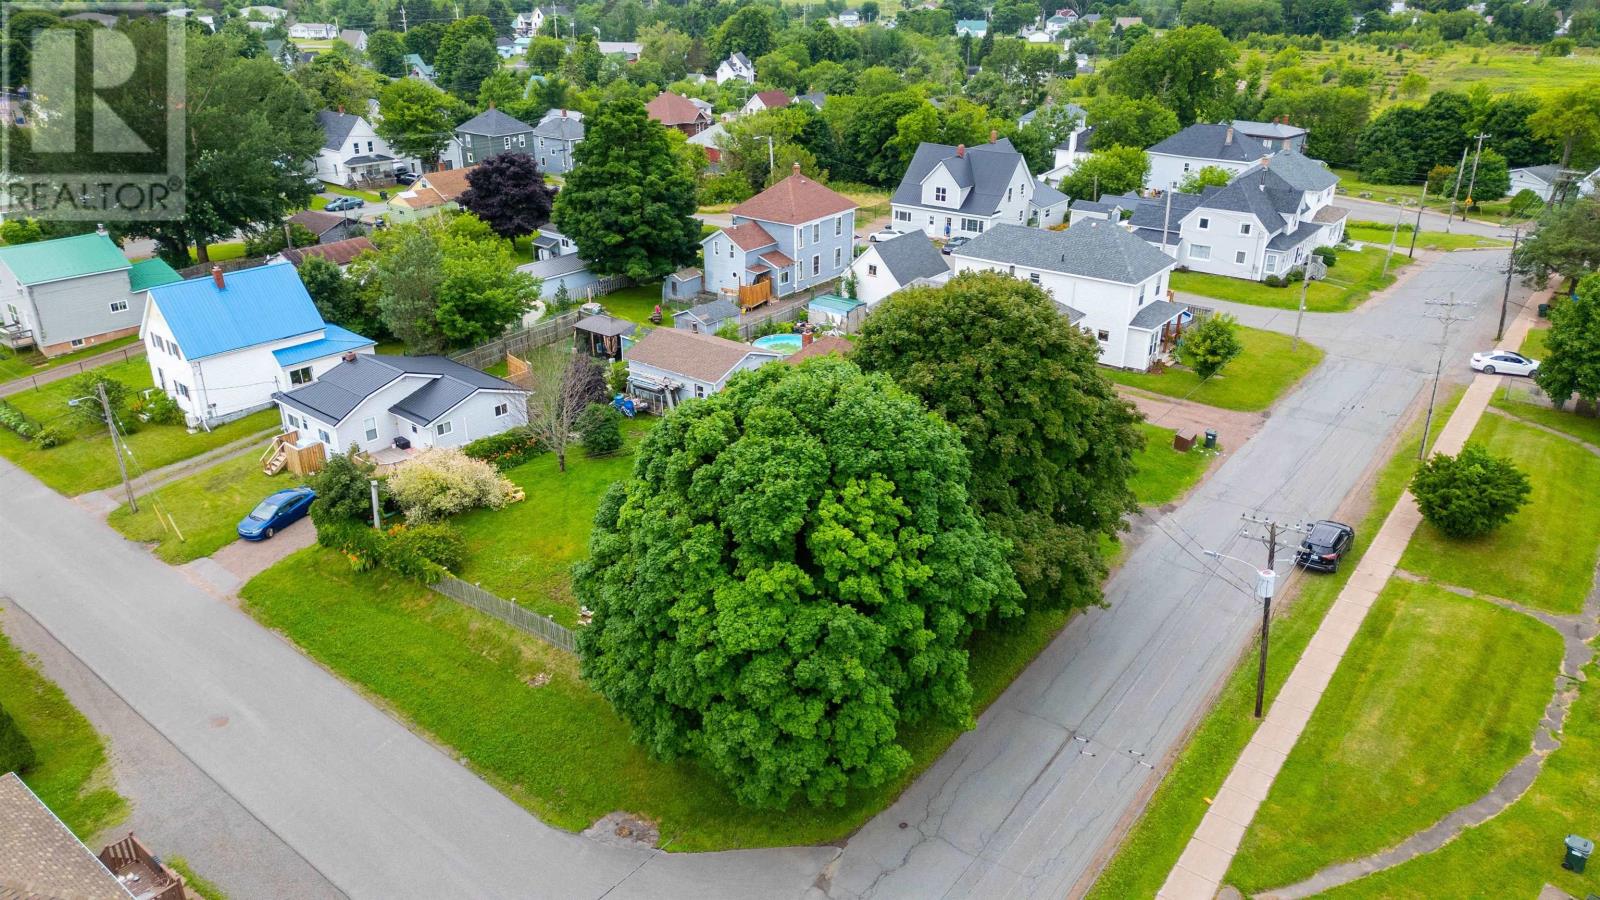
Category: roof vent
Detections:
[{"x1": 211, "y1": 265, "x2": 224, "y2": 290}]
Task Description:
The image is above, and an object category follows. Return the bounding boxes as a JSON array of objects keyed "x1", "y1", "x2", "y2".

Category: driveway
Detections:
[{"x1": 0, "y1": 247, "x2": 1520, "y2": 898}]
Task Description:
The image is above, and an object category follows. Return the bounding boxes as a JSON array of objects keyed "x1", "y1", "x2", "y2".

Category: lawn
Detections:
[
  {"x1": 1346, "y1": 221, "x2": 1510, "y2": 251},
  {"x1": 1298, "y1": 43, "x2": 1600, "y2": 108},
  {"x1": 1227, "y1": 579, "x2": 1562, "y2": 893},
  {"x1": 0, "y1": 335, "x2": 142, "y2": 383},
  {"x1": 240, "y1": 546, "x2": 1074, "y2": 851},
  {"x1": 0, "y1": 622, "x2": 127, "y2": 840},
  {"x1": 324, "y1": 184, "x2": 386, "y2": 204},
  {"x1": 1086, "y1": 387, "x2": 1465, "y2": 900},
  {"x1": 1104, "y1": 325, "x2": 1324, "y2": 412},
  {"x1": 454, "y1": 417, "x2": 657, "y2": 627},
  {"x1": 1319, "y1": 660, "x2": 1600, "y2": 900},
  {"x1": 1129, "y1": 423, "x2": 1215, "y2": 506},
  {"x1": 108, "y1": 453, "x2": 301, "y2": 564},
  {"x1": 167, "y1": 858, "x2": 227, "y2": 900},
  {"x1": 1170, "y1": 246, "x2": 1410, "y2": 313},
  {"x1": 186, "y1": 242, "x2": 247, "y2": 264},
  {"x1": 1520, "y1": 324, "x2": 1550, "y2": 360},
  {"x1": 0, "y1": 358, "x2": 278, "y2": 496},
  {"x1": 596, "y1": 283, "x2": 671, "y2": 326},
  {"x1": 1331, "y1": 168, "x2": 1538, "y2": 224},
  {"x1": 1401, "y1": 411, "x2": 1600, "y2": 614},
  {"x1": 1491, "y1": 390, "x2": 1600, "y2": 447}
]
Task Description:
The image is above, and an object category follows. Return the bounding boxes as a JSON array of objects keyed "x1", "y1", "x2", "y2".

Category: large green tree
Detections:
[
  {"x1": 1513, "y1": 195, "x2": 1600, "y2": 284},
  {"x1": 1058, "y1": 146, "x2": 1151, "y2": 201},
  {"x1": 376, "y1": 78, "x2": 470, "y2": 167},
  {"x1": 1104, "y1": 26, "x2": 1238, "y2": 126},
  {"x1": 551, "y1": 97, "x2": 701, "y2": 280},
  {"x1": 1529, "y1": 82, "x2": 1600, "y2": 170},
  {"x1": 370, "y1": 214, "x2": 535, "y2": 353},
  {"x1": 366, "y1": 29, "x2": 407, "y2": 77},
  {"x1": 1534, "y1": 274, "x2": 1600, "y2": 409},
  {"x1": 294, "y1": 43, "x2": 381, "y2": 114},
  {"x1": 576, "y1": 359, "x2": 1022, "y2": 808},
  {"x1": 712, "y1": 5, "x2": 777, "y2": 60},
  {"x1": 1260, "y1": 85, "x2": 1370, "y2": 168},
  {"x1": 853, "y1": 273, "x2": 1143, "y2": 613},
  {"x1": 1085, "y1": 94, "x2": 1181, "y2": 151}
]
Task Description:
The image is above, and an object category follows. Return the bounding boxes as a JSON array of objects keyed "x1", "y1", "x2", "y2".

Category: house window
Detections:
[
  {"x1": 1139, "y1": 284, "x2": 1146, "y2": 304},
  {"x1": 781, "y1": 270, "x2": 790, "y2": 283},
  {"x1": 435, "y1": 420, "x2": 453, "y2": 437},
  {"x1": 797, "y1": 228, "x2": 804, "y2": 249},
  {"x1": 318, "y1": 428, "x2": 331, "y2": 444},
  {"x1": 1096, "y1": 329, "x2": 1110, "y2": 342},
  {"x1": 70, "y1": 338, "x2": 84, "y2": 347},
  {"x1": 1183, "y1": 162, "x2": 1191, "y2": 172},
  {"x1": 812, "y1": 224, "x2": 820, "y2": 242},
  {"x1": 1197, "y1": 217, "x2": 1210, "y2": 230},
  {"x1": 351, "y1": 142, "x2": 359, "y2": 153},
  {"x1": 812, "y1": 255, "x2": 820, "y2": 276},
  {"x1": 285, "y1": 413, "x2": 298, "y2": 429},
  {"x1": 1007, "y1": 188, "x2": 1013, "y2": 202},
  {"x1": 518, "y1": 135, "x2": 526, "y2": 147},
  {"x1": 289, "y1": 365, "x2": 314, "y2": 385},
  {"x1": 1266, "y1": 256, "x2": 1278, "y2": 273},
  {"x1": 493, "y1": 402, "x2": 509, "y2": 417},
  {"x1": 503, "y1": 137, "x2": 512, "y2": 149},
  {"x1": 867, "y1": 264, "x2": 878, "y2": 276},
  {"x1": 466, "y1": 151, "x2": 474, "y2": 163},
  {"x1": 108, "y1": 299, "x2": 128, "y2": 313},
  {"x1": 1189, "y1": 244, "x2": 1212, "y2": 261},
  {"x1": 833, "y1": 248, "x2": 841, "y2": 268},
  {"x1": 1240, "y1": 222, "x2": 1252, "y2": 235},
  {"x1": 835, "y1": 216, "x2": 843, "y2": 236},
  {"x1": 1235, "y1": 250, "x2": 1248, "y2": 264},
  {"x1": 367, "y1": 141, "x2": 373, "y2": 152},
  {"x1": 728, "y1": 244, "x2": 734, "y2": 258},
  {"x1": 694, "y1": 384, "x2": 706, "y2": 399},
  {"x1": 934, "y1": 187, "x2": 948, "y2": 203},
  {"x1": 364, "y1": 416, "x2": 378, "y2": 441},
  {"x1": 895, "y1": 210, "x2": 911, "y2": 222},
  {"x1": 961, "y1": 218, "x2": 982, "y2": 233},
  {"x1": 1029, "y1": 273, "x2": 1041, "y2": 284},
  {"x1": 175, "y1": 382, "x2": 190, "y2": 399}
]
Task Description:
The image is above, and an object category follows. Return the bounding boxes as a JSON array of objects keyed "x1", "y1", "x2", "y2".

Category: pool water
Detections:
[{"x1": 752, "y1": 334, "x2": 803, "y2": 354}]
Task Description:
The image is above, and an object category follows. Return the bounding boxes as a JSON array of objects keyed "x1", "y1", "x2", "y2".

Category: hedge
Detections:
[
  {"x1": 461, "y1": 426, "x2": 545, "y2": 470},
  {"x1": 316, "y1": 518, "x2": 460, "y2": 584}
]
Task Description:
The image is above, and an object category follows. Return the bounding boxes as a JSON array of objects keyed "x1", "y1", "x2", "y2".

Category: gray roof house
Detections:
[
  {"x1": 889, "y1": 137, "x2": 1036, "y2": 240},
  {"x1": 272, "y1": 352, "x2": 526, "y2": 459},
  {"x1": 850, "y1": 230, "x2": 952, "y2": 305},
  {"x1": 1146, "y1": 122, "x2": 1275, "y2": 190},
  {"x1": 950, "y1": 221, "x2": 1182, "y2": 371},
  {"x1": 455, "y1": 107, "x2": 535, "y2": 166},
  {"x1": 531, "y1": 108, "x2": 584, "y2": 174},
  {"x1": 672, "y1": 297, "x2": 740, "y2": 334},
  {"x1": 1231, "y1": 118, "x2": 1309, "y2": 153}
]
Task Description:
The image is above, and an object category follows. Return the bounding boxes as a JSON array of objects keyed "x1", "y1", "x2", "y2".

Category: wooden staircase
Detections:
[{"x1": 261, "y1": 432, "x2": 293, "y2": 475}]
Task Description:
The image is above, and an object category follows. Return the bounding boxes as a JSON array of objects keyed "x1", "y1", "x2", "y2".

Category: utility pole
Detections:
[
  {"x1": 400, "y1": 4, "x2": 407, "y2": 31},
  {"x1": 98, "y1": 383, "x2": 138, "y2": 513},
  {"x1": 1381, "y1": 206, "x2": 1403, "y2": 277},
  {"x1": 1161, "y1": 186, "x2": 1173, "y2": 258},
  {"x1": 1420, "y1": 294, "x2": 1475, "y2": 460},
  {"x1": 1462, "y1": 132, "x2": 1490, "y2": 222},
  {"x1": 765, "y1": 135, "x2": 775, "y2": 180},
  {"x1": 1445, "y1": 145, "x2": 1469, "y2": 233},
  {"x1": 1496, "y1": 227, "x2": 1521, "y2": 342},
  {"x1": 1291, "y1": 259, "x2": 1317, "y2": 351},
  {"x1": 1207, "y1": 515, "x2": 1305, "y2": 719},
  {"x1": 1407, "y1": 181, "x2": 1428, "y2": 258}
]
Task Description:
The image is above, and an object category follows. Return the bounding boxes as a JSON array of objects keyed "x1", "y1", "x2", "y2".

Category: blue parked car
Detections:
[{"x1": 237, "y1": 487, "x2": 316, "y2": 541}]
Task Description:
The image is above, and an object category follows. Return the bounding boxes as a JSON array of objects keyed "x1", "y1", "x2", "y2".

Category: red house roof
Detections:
[
  {"x1": 646, "y1": 91, "x2": 708, "y2": 127},
  {"x1": 729, "y1": 165, "x2": 857, "y2": 226}
]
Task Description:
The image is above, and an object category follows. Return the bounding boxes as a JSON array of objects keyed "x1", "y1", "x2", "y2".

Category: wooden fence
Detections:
[
  {"x1": 733, "y1": 301, "x2": 809, "y2": 340},
  {"x1": 430, "y1": 575, "x2": 578, "y2": 653},
  {"x1": 450, "y1": 310, "x2": 582, "y2": 372}
]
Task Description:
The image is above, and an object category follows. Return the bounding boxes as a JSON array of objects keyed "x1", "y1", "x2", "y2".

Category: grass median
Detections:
[
  {"x1": 1128, "y1": 423, "x2": 1215, "y2": 506},
  {"x1": 1085, "y1": 386, "x2": 1465, "y2": 900},
  {"x1": 1227, "y1": 579, "x2": 1562, "y2": 893},
  {"x1": 1346, "y1": 221, "x2": 1510, "y2": 252},
  {"x1": 109, "y1": 453, "x2": 300, "y2": 564},
  {"x1": 1105, "y1": 325, "x2": 1323, "y2": 412}
]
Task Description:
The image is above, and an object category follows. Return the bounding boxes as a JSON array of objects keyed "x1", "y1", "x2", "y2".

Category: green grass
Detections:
[
  {"x1": 240, "y1": 546, "x2": 1074, "y2": 851},
  {"x1": 1105, "y1": 325, "x2": 1324, "y2": 412},
  {"x1": 1319, "y1": 658, "x2": 1600, "y2": 900},
  {"x1": 1171, "y1": 246, "x2": 1410, "y2": 313},
  {"x1": 0, "y1": 358, "x2": 278, "y2": 496},
  {"x1": 0, "y1": 335, "x2": 142, "y2": 383},
  {"x1": 108, "y1": 453, "x2": 302, "y2": 564},
  {"x1": 1346, "y1": 221, "x2": 1509, "y2": 251},
  {"x1": 1227, "y1": 579, "x2": 1562, "y2": 893},
  {"x1": 454, "y1": 418, "x2": 657, "y2": 627},
  {"x1": 597, "y1": 283, "x2": 671, "y2": 326},
  {"x1": 1520, "y1": 324, "x2": 1550, "y2": 360},
  {"x1": 1299, "y1": 43, "x2": 1600, "y2": 109},
  {"x1": 0, "y1": 623, "x2": 127, "y2": 839},
  {"x1": 187, "y1": 242, "x2": 247, "y2": 264},
  {"x1": 167, "y1": 857, "x2": 227, "y2": 900},
  {"x1": 1331, "y1": 168, "x2": 1538, "y2": 223},
  {"x1": 1086, "y1": 386, "x2": 1465, "y2": 900},
  {"x1": 374, "y1": 340, "x2": 406, "y2": 355},
  {"x1": 1491, "y1": 390, "x2": 1600, "y2": 448},
  {"x1": 1401, "y1": 411, "x2": 1600, "y2": 614},
  {"x1": 324, "y1": 184, "x2": 386, "y2": 203},
  {"x1": 1129, "y1": 423, "x2": 1215, "y2": 506}
]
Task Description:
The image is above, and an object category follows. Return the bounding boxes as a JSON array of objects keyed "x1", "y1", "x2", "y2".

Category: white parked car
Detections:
[{"x1": 1470, "y1": 349, "x2": 1539, "y2": 376}]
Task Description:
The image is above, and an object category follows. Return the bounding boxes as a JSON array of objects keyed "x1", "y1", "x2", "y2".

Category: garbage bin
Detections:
[
  {"x1": 378, "y1": 189, "x2": 389, "y2": 201},
  {"x1": 1539, "y1": 303, "x2": 1551, "y2": 318},
  {"x1": 1204, "y1": 429, "x2": 1218, "y2": 450},
  {"x1": 1565, "y1": 835, "x2": 1593, "y2": 873}
]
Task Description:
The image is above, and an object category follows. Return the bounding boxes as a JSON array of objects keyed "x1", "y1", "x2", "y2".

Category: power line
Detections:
[{"x1": 1419, "y1": 293, "x2": 1475, "y2": 459}]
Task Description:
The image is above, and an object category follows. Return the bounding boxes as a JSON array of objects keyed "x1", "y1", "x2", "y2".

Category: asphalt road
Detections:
[{"x1": 0, "y1": 247, "x2": 1520, "y2": 899}]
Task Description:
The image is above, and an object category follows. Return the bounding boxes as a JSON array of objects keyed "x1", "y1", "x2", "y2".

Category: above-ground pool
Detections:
[{"x1": 752, "y1": 333, "x2": 803, "y2": 354}]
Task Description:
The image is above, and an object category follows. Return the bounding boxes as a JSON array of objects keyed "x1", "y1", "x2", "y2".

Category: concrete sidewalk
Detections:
[{"x1": 1156, "y1": 291, "x2": 1545, "y2": 900}]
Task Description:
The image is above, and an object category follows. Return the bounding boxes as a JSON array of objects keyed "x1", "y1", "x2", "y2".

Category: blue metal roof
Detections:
[
  {"x1": 272, "y1": 324, "x2": 375, "y2": 367},
  {"x1": 808, "y1": 294, "x2": 865, "y2": 315},
  {"x1": 150, "y1": 263, "x2": 327, "y2": 360}
]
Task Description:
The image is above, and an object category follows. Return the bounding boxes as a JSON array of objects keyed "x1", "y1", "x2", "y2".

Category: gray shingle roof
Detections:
[
  {"x1": 1128, "y1": 191, "x2": 1203, "y2": 244},
  {"x1": 1262, "y1": 150, "x2": 1338, "y2": 192},
  {"x1": 1148, "y1": 123, "x2": 1272, "y2": 163},
  {"x1": 1514, "y1": 164, "x2": 1562, "y2": 184},
  {"x1": 456, "y1": 107, "x2": 533, "y2": 137},
  {"x1": 892, "y1": 139, "x2": 1026, "y2": 218},
  {"x1": 1232, "y1": 119, "x2": 1307, "y2": 140},
  {"x1": 531, "y1": 114, "x2": 584, "y2": 141},
  {"x1": 1190, "y1": 168, "x2": 1304, "y2": 232},
  {"x1": 518, "y1": 255, "x2": 588, "y2": 279},
  {"x1": 274, "y1": 354, "x2": 519, "y2": 426},
  {"x1": 871, "y1": 231, "x2": 948, "y2": 285},
  {"x1": 1267, "y1": 219, "x2": 1323, "y2": 250},
  {"x1": 317, "y1": 109, "x2": 361, "y2": 151},
  {"x1": 1129, "y1": 299, "x2": 1185, "y2": 329},
  {"x1": 953, "y1": 221, "x2": 1175, "y2": 284},
  {"x1": 1032, "y1": 178, "x2": 1069, "y2": 208},
  {"x1": 676, "y1": 297, "x2": 739, "y2": 327}
]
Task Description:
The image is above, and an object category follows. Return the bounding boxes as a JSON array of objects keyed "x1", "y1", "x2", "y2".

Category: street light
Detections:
[{"x1": 1205, "y1": 550, "x2": 1277, "y2": 718}]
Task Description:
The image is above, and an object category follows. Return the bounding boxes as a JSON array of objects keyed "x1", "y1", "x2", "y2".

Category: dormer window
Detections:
[
  {"x1": 935, "y1": 187, "x2": 948, "y2": 203},
  {"x1": 1240, "y1": 222, "x2": 1252, "y2": 235},
  {"x1": 1198, "y1": 217, "x2": 1210, "y2": 230}
]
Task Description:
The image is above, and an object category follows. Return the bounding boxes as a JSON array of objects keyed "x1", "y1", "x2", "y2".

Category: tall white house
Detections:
[
  {"x1": 889, "y1": 137, "x2": 1035, "y2": 239},
  {"x1": 1146, "y1": 123, "x2": 1275, "y2": 191},
  {"x1": 315, "y1": 110, "x2": 414, "y2": 185}
]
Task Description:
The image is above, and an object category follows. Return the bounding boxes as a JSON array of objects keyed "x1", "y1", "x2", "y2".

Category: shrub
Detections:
[
  {"x1": 386, "y1": 448, "x2": 517, "y2": 522},
  {"x1": 1313, "y1": 246, "x2": 1337, "y2": 266},
  {"x1": 577, "y1": 402, "x2": 623, "y2": 456},
  {"x1": 1263, "y1": 274, "x2": 1285, "y2": 287},
  {"x1": 1508, "y1": 188, "x2": 1543, "y2": 217},
  {"x1": 0, "y1": 399, "x2": 42, "y2": 440},
  {"x1": 605, "y1": 359, "x2": 629, "y2": 395},
  {"x1": 315, "y1": 519, "x2": 456, "y2": 583},
  {"x1": 1411, "y1": 442, "x2": 1531, "y2": 538},
  {"x1": 0, "y1": 700, "x2": 35, "y2": 776},
  {"x1": 65, "y1": 372, "x2": 134, "y2": 428},
  {"x1": 462, "y1": 426, "x2": 544, "y2": 469},
  {"x1": 129, "y1": 391, "x2": 185, "y2": 426},
  {"x1": 1285, "y1": 267, "x2": 1306, "y2": 283},
  {"x1": 31, "y1": 424, "x2": 65, "y2": 449},
  {"x1": 388, "y1": 521, "x2": 467, "y2": 572},
  {"x1": 1179, "y1": 313, "x2": 1245, "y2": 379},
  {"x1": 308, "y1": 447, "x2": 381, "y2": 525}
]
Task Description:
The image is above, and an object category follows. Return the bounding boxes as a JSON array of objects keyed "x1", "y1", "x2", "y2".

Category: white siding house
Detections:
[
  {"x1": 889, "y1": 138, "x2": 1035, "y2": 240},
  {"x1": 849, "y1": 231, "x2": 951, "y2": 306}
]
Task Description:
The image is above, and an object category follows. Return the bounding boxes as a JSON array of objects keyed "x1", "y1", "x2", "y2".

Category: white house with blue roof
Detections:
[{"x1": 141, "y1": 263, "x2": 375, "y2": 426}]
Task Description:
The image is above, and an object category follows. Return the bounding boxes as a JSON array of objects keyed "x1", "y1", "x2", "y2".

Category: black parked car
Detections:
[
  {"x1": 394, "y1": 169, "x2": 418, "y2": 186},
  {"x1": 1295, "y1": 520, "x2": 1356, "y2": 572}
]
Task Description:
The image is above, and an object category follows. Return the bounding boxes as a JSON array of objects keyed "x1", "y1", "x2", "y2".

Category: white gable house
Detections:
[
  {"x1": 716, "y1": 52, "x2": 756, "y2": 84},
  {"x1": 315, "y1": 110, "x2": 414, "y2": 186},
  {"x1": 850, "y1": 231, "x2": 951, "y2": 306},
  {"x1": 889, "y1": 137, "x2": 1035, "y2": 240}
]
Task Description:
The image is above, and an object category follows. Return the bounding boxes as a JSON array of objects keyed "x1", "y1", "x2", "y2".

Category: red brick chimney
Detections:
[
  {"x1": 342, "y1": 351, "x2": 358, "y2": 363},
  {"x1": 1225, "y1": 126, "x2": 1234, "y2": 146},
  {"x1": 211, "y1": 265, "x2": 224, "y2": 289},
  {"x1": 792, "y1": 161, "x2": 802, "y2": 177},
  {"x1": 956, "y1": 144, "x2": 966, "y2": 157},
  {"x1": 989, "y1": 129, "x2": 998, "y2": 143}
]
